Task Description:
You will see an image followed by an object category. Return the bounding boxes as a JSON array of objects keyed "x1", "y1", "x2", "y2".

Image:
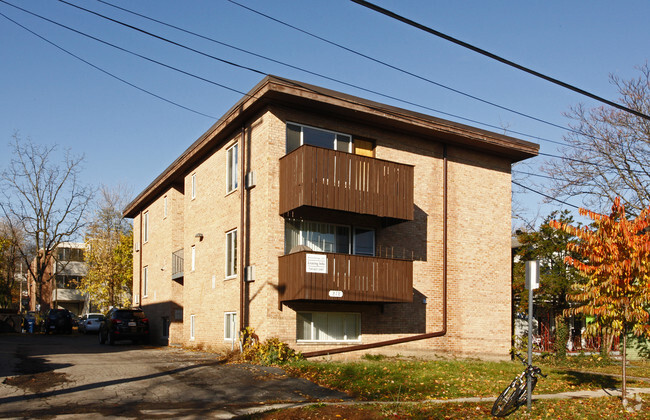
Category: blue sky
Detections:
[{"x1": 1, "y1": 0, "x2": 649, "y2": 228}]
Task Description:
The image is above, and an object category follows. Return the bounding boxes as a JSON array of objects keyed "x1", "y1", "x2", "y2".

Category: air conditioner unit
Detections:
[{"x1": 245, "y1": 265, "x2": 255, "y2": 282}]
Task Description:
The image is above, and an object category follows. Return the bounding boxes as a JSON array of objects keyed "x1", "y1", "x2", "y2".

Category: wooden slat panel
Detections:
[
  {"x1": 278, "y1": 251, "x2": 413, "y2": 304},
  {"x1": 279, "y1": 145, "x2": 414, "y2": 220}
]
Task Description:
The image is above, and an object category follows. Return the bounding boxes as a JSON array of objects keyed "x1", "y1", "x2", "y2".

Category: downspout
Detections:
[
  {"x1": 303, "y1": 144, "x2": 448, "y2": 358},
  {"x1": 138, "y1": 211, "x2": 143, "y2": 308},
  {"x1": 239, "y1": 126, "x2": 246, "y2": 333}
]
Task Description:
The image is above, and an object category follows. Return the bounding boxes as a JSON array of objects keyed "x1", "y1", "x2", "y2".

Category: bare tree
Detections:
[
  {"x1": 0, "y1": 134, "x2": 93, "y2": 312},
  {"x1": 544, "y1": 63, "x2": 650, "y2": 216}
]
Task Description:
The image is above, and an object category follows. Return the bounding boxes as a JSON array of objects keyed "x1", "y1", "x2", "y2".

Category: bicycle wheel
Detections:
[
  {"x1": 517, "y1": 375, "x2": 538, "y2": 405},
  {"x1": 491, "y1": 377, "x2": 524, "y2": 417}
]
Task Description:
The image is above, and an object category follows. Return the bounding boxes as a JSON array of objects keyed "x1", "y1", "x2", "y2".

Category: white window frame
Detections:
[
  {"x1": 191, "y1": 245, "x2": 196, "y2": 271},
  {"x1": 287, "y1": 122, "x2": 352, "y2": 153},
  {"x1": 163, "y1": 195, "x2": 168, "y2": 219},
  {"x1": 224, "y1": 312, "x2": 237, "y2": 341},
  {"x1": 191, "y1": 173, "x2": 197, "y2": 200},
  {"x1": 143, "y1": 266, "x2": 148, "y2": 298},
  {"x1": 143, "y1": 211, "x2": 149, "y2": 243},
  {"x1": 226, "y1": 143, "x2": 238, "y2": 194},
  {"x1": 296, "y1": 311, "x2": 361, "y2": 343},
  {"x1": 225, "y1": 229, "x2": 237, "y2": 278},
  {"x1": 190, "y1": 314, "x2": 196, "y2": 340}
]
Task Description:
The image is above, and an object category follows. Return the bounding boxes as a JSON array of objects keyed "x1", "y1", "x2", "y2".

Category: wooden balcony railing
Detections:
[
  {"x1": 278, "y1": 251, "x2": 413, "y2": 304},
  {"x1": 279, "y1": 145, "x2": 414, "y2": 221}
]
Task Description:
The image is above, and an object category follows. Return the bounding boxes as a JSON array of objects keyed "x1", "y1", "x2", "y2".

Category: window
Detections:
[
  {"x1": 143, "y1": 266, "x2": 149, "y2": 297},
  {"x1": 286, "y1": 123, "x2": 352, "y2": 154},
  {"x1": 226, "y1": 229, "x2": 237, "y2": 277},
  {"x1": 297, "y1": 312, "x2": 360, "y2": 342},
  {"x1": 227, "y1": 143, "x2": 238, "y2": 193},
  {"x1": 190, "y1": 314, "x2": 196, "y2": 340},
  {"x1": 191, "y1": 173, "x2": 197, "y2": 199},
  {"x1": 57, "y1": 247, "x2": 84, "y2": 262},
  {"x1": 162, "y1": 317, "x2": 170, "y2": 338},
  {"x1": 163, "y1": 195, "x2": 168, "y2": 218},
  {"x1": 143, "y1": 211, "x2": 149, "y2": 243},
  {"x1": 353, "y1": 228, "x2": 375, "y2": 256},
  {"x1": 224, "y1": 312, "x2": 237, "y2": 341},
  {"x1": 191, "y1": 245, "x2": 196, "y2": 271},
  {"x1": 285, "y1": 220, "x2": 375, "y2": 256}
]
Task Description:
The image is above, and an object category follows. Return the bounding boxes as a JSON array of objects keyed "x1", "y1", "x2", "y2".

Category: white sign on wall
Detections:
[
  {"x1": 306, "y1": 253, "x2": 327, "y2": 273},
  {"x1": 328, "y1": 290, "x2": 343, "y2": 298}
]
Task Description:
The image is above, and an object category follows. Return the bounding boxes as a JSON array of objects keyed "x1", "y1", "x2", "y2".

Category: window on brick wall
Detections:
[
  {"x1": 297, "y1": 312, "x2": 360, "y2": 342},
  {"x1": 286, "y1": 123, "x2": 352, "y2": 154},
  {"x1": 284, "y1": 219, "x2": 375, "y2": 256},
  {"x1": 191, "y1": 245, "x2": 196, "y2": 271},
  {"x1": 163, "y1": 195, "x2": 168, "y2": 218},
  {"x1": 226, "y1": 229, "x2": 237, "y2": 278},
  {"x1": 224, "y1": 312, "x2": 237, "y2": 341},
  {"x1": 143, "y1": 266, "x2": 149, "y2": 298},
  {"x1": 191, "y1": 173, "x2": 197, "y2": 199},
  {"x1": 226, "y1": 143, "x2": 238, "y2": 193},
  {"x1": 190, "y1": 314, "x2": 196, "y2": 340},
  {"x1": 143, "y1": 211, "x2": 149, "y2": 243}
]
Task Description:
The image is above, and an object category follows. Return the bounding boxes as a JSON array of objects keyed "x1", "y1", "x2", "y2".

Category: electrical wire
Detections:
[
  {"x1": 62, "y1": 0, "x2": 591, "y2": 150},
  {"x1": 0, "y1": 10, "x2": 217, "y2": 120},
  {"x1": 512, "y1": 181, "x2": 581, "y2": 210},
  {"x1": 350, "y1": 0, "x2": 650, "y2": 122},
  {"x1": 223, "y1": 0, "x2": 579, "y2": 136}
]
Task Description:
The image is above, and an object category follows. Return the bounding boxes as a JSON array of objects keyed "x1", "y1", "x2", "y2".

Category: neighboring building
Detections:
[
  {"x1": 123, "y1": 76, "x2": 538, "y2": 359},
  {"x1": 28, "y1": 242, "x2": 88, "y2": 315}
]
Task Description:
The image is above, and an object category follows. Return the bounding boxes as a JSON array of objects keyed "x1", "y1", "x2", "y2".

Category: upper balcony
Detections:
[
  {"x1": 279, "y1": 145, "x2": 414, "y2": 222},
  {"x1": 278, "y1": 251, "x2": 413, "y2": 305}
]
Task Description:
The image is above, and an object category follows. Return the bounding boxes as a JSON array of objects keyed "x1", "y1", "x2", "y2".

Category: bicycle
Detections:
[{"x1": 491, "y1": 353, "x2": 546, "y2": 417}]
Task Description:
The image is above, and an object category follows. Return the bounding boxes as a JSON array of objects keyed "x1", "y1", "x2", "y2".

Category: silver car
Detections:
[{"x1": 79, "y1": 313, "x2": 105, "y2": 334}]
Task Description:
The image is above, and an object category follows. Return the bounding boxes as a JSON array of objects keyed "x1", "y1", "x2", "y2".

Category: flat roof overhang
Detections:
[{"x1": 124, "y1": 75, "x2": 539, "y2": 218}]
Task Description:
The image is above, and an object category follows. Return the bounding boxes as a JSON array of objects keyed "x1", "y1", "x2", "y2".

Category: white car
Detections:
[{"x1": 79, "y1": 313, "x2": 105, "y2": 334}]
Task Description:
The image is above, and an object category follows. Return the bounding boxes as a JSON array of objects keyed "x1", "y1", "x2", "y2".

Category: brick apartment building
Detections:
[
  {"x1": 123, "y1": 76, "x2": 538, "y2": 359},
  {"x1": 28, "y1": 242, "x2": 89, "y2": 315}
]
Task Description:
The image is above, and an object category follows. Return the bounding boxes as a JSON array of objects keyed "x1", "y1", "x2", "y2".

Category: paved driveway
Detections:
[{"x1": 0, "y1": 333, "x2": 348, "y2": 418}]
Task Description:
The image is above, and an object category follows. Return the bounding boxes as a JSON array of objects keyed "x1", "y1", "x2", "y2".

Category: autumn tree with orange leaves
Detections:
[{"x1": 549, "y1": 198, "x2": 650, "y2": 408}]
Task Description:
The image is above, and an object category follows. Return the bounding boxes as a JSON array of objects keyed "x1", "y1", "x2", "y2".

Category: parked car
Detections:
[
  {"x1": 44, "y1": 309, "x2": 73, "y2": 334},
  {"x1": 78, "y1": 313, "x2": 105, "y2": 334},
  {"x1": 98, "y1": 308, "x2": 149, "y2": 345}
]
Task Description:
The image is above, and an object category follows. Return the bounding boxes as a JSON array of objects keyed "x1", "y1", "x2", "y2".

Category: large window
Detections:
[
  {"x1": 285, "y1": 220, "x2": 374, "y2": 256},
  {"x1": 226, "y1": 229, "x2": 237, "y2": 278},
  {"x1": 286, "y1": 123, "x2": 352, "y2": 154},
  {"x1": 297, "y1": 312, "x2": 360, "y2": 342},
  {"x1": 227, "y1": 143, "x2": 238, "y2": 193},
  {"x1": 57, "y1": 247, "x2": 84, "y2": 262},
  {"x1": 224, "y1": 312, "x2": 237, "y2": 341}
]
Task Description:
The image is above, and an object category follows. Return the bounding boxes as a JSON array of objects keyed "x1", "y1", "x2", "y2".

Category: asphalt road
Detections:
[{"x1": 0, "y1": 333, "x2": 348, "y2": 419}]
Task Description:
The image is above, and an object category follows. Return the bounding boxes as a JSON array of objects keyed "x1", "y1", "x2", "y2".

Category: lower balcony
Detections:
[{"x1": 278, "y1": 251, "x2": 413, "y2": 304}]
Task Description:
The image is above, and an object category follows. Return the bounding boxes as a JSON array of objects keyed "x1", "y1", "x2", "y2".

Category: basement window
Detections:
[{"x1": 297, "y1": 312, "x2": 360, "y2": 342}]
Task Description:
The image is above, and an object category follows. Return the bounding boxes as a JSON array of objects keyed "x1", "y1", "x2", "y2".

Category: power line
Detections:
[
  {"x1": 223, "y1": 0, "x2": 579, "y2": 136},
  {"x1": 512, "y1": 180, "x2": 581, "y2": 210},
  {"x1": 51, "y1": 0, "x2": 575, "y2": 148},
  {"x1": 0, "y1": 10, "x2": 217, "y2": 120},
  {"x1": 350, "y1": 0, "x2": 650, "y2": 122},
  {"x1": 0, "y1": 1, "x2": 250, "y2": 98}
]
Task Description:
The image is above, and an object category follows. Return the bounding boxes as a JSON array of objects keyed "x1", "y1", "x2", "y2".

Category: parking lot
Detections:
[{"x1": 0, "y1": 333, "x2": 347, "y2": 418}]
